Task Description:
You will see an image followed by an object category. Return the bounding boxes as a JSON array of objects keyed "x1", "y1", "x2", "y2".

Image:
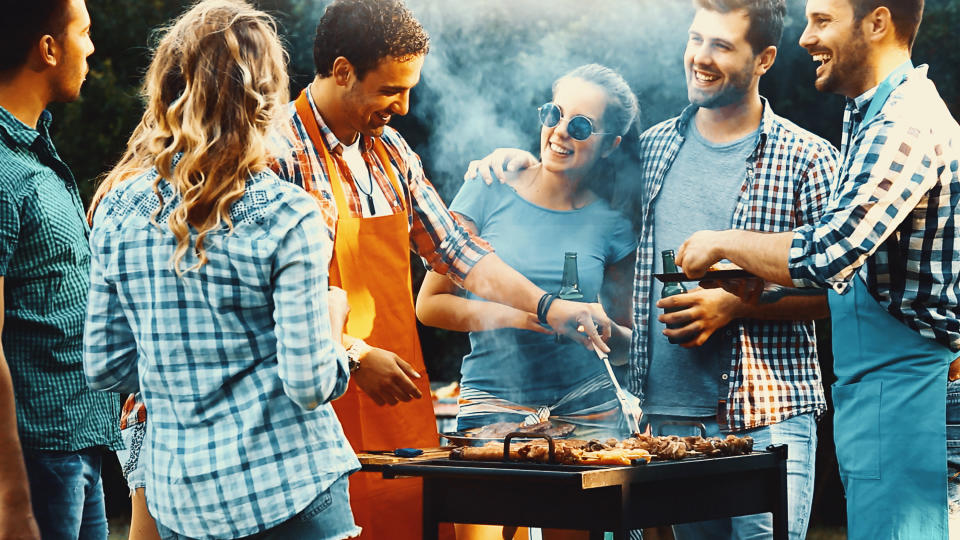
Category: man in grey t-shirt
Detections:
[
  {"x1": 467, "y1": 1, "x2": 838, "y2": 539},
  {"x1": 634, "y1": 1, "x2": 836, "y2": 538}
]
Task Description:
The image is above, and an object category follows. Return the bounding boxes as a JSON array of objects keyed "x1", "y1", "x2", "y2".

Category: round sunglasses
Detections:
[{"x1": 537, "y1": 102, "x2": 611, "y2": 141}]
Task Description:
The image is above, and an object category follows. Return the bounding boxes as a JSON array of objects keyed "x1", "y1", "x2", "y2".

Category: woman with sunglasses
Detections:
[{"x1": 416, "y1": 64, "x2": 638, "y2": 540}]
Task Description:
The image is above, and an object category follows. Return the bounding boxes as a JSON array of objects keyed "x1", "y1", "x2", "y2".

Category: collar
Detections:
[
  {"x1": 304, "y1": 85, "x2": 375, "y2": 156},
  {"x1": 0, "y1": 105, "x2": 51, "y2": 149},
  {"x1": 847, "y1": 63, "x2": 924, "y2": 117},
  {"x1": 672, "y1": 95, "x2": 773, "y2": 153}
]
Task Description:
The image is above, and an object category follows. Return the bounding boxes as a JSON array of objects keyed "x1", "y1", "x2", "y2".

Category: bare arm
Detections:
[
  {"x1": 675, "y1": 229, "x2": 794, "y2": 286},
  {"x1": 462, "y1": 254, "x2": 611, "y2": 353},
  {"x1": 0, "y1": 278, "x2": 41, "y2": 540},
  {"x1": 416, "y1": 217, "x2": 546, "y2": 334}
]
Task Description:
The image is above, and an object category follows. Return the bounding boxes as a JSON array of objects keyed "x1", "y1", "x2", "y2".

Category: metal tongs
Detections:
[{"x1": 594, "y1": 347, "x2": 643, "y2": 436}]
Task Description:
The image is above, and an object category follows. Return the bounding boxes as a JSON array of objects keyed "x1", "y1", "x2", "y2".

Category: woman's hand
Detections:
[{"x1": 464, "y1": 148, "x2": 538, "y2": 185}]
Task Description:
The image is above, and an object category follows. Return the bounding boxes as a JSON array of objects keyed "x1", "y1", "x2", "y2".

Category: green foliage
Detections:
[{"x1": 41, "y1": 0, "x2": 960, "y2": 381}]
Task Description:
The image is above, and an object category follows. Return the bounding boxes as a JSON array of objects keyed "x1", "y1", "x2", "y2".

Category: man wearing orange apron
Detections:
[{"x1": 271, "y1": 2, "x2": 613, "y2": 538}]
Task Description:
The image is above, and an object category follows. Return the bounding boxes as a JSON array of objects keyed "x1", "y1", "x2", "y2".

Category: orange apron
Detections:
[{"x1": 294, "y1": 93, "x2": 451, "y2": 540}]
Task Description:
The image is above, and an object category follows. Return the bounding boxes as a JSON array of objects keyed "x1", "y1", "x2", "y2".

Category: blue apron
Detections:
[{"x1": 828, "y1": 60, "x2": 953, "y2": 539}]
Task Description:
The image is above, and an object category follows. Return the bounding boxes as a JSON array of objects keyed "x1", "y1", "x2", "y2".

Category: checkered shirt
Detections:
[
  {"x1": 0, "y1": 105, "x2": 121, "y2": 451},
  {"x1": 83, "y1": 167, "x2": 358, "y2": 539},
  {"x1": 269, "y1": 90, "x2": 491, "y2": 286},
  {"x1": 789, "y1": 65, "x2": 960, "y2": 353},
  {"x1": 630, "y1": 99, "x2": 837, "y2": 431}
]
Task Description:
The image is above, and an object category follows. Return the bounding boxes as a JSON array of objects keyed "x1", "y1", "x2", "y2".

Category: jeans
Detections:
[
  {"x1": 646, "y1": 412, "x2": 817, "y2": 540},
  {"x1": 23, "y1": 447, "x2": 108, "y2": 540},
  {"x1": 947, "y1": 379, "x2": 960, "y2": 538},
  {"x1": 155, "y1": 474, "x2": 360, "y2": 540}
]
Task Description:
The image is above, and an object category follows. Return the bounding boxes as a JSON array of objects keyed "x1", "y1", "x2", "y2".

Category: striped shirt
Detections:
[
  {"x1": 789, "y1": 65, "x2": 960, "y2": 353},
  {"x1": 631, "y1": 99, "x2": 838, "y2": 431},
  {"x1": 0, "y1": 105, "x2": 120, "y2": 451},
  {"x1": 270, "y1": 90, "x2": 491, "y2": 285},
  {"x1": 83, "y1": 167, "x2": 357, "y2": 539}
]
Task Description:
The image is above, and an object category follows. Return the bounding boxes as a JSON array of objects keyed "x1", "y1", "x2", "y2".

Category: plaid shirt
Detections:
[
  {"x1": 83, "y1": 168, "x2": 357, "y2": 539},
  {"x1": 0, "y1": 105, "x2": 121, "y2": 451},
  {"x1": 631, "y1": 99, "x2": 837, "y2": 431},
  {"x1": 270, "y1": 89, "x2": 491, "y2": 286},
  {"x1": 789, "y1": 65, "x2": 960, "y2": 353}
]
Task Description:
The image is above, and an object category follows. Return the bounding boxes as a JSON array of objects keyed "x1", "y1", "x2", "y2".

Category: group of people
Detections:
[{"x1": 0, "y1": 3, "x2": 956, "y2": 540}]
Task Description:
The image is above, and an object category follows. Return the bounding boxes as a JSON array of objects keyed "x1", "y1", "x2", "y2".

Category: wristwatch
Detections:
[{"x1": 346, "y1": 339, "x2": 371, "y2": 373}]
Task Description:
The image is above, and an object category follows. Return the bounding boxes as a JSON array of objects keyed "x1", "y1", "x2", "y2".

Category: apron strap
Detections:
[{"x1": 294, "y1": 89, "x2": 405, "y2": 215}]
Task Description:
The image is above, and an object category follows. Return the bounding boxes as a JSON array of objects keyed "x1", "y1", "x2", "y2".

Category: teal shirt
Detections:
[{"x1": 0, "y1": 105, "x2": 120, "y2": 451}]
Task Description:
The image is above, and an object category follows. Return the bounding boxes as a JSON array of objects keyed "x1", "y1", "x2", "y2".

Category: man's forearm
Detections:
[
  {"x1": 718, "y1": 230, "x2": 795, "y2": 286},
  {"x1": 461, "y1": 254, "x2": 543, "y2": 314}
]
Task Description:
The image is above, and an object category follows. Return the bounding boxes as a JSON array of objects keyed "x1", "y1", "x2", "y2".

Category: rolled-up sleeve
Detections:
[
  {"x1": 390, "y1": 135, "x2": 492, "y2": 285},
  {"x1": 789, "y1": 119, "x2": 939, "y2": 290}
]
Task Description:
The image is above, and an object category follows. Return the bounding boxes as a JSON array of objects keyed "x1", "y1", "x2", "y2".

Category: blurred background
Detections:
[{"x1": 59, "y1": 1, "x2": 959, "y2": 538}]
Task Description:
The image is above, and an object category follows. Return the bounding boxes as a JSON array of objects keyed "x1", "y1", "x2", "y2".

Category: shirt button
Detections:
[{"x1": 721, "y1": 374, "x2": 729, "y2": 381}]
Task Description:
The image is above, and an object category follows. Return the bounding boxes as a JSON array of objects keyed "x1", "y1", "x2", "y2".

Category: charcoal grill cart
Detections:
[{"x1": 366, "y1": 443, "x2": 788, "y2": 540}]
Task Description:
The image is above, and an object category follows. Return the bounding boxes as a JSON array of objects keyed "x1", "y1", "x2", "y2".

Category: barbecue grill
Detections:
[{"x1": 364, "y1": 443, "x2": 788, "y2": 539}]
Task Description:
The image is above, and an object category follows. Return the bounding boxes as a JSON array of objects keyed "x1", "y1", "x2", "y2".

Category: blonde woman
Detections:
[{"x1": 82, "y1": 2, "x2": 359, "y2": 539}]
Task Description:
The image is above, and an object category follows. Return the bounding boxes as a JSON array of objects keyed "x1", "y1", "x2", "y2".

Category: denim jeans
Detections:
[
  {"x1": 646, "y1": 412, "x2": 817, "y2": 540},
  {"x1": 23, "y1": 447, "x2": 108, "y2": 540},
  {"x1": 947, "y1": 379, "x2": 960, "y2": 538},
  {"x1": 155, "y1": 474, "x2": 359, "y2": 540}
]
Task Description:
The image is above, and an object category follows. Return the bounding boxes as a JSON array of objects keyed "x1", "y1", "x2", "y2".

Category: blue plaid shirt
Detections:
[
  {"x1": 789, "y1": 65, "x2": 960, "y2": 353},
  {"x1": 631, "y1": 99, "x2": 838, "y2": 431},
  {"x1": 83, "y1": 167, "x2": 358, "y2": 539}
]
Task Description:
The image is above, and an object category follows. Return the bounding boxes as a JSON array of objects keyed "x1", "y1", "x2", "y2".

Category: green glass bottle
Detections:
[
  {"x1": 557, "y1": 252, "x2": 584, "y2": 301},
  {"x1": 661, "y1": 249, "x2": 687, "y2": 345}
]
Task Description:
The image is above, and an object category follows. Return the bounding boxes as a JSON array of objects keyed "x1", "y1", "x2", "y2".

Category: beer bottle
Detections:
[
  {"x1": 558, "y1": 252, "x2": 584, "y2": 301},
  {"x1": 661, "y1": 249, "x2": 687, "y2": 344}
]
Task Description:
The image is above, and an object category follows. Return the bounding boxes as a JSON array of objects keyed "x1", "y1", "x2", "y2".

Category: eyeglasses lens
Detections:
[{"x1": 538, "y1": 102, "x2": 595, "y2": 141}]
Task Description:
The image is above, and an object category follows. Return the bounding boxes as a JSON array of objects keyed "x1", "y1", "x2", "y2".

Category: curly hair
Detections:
[
  {"x1": 313, "y1": 0, "x2": 429, "y2": 80},
  {"x1": 91, "y1": 0, "x2": 289, "y2": 275},
  {"x1": 693, "y1": 0, "x2": 786, "y2": 53}
]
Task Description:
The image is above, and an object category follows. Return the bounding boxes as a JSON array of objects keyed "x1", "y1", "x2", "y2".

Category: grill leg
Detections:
[{"x1": 422, "y1": 479, "x2": 439, "y2": 540}]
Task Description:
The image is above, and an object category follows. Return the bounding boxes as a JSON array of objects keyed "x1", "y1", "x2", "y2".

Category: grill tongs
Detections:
[{"x1": 594, "y1": 347, "x2": 643, "y2": 436}]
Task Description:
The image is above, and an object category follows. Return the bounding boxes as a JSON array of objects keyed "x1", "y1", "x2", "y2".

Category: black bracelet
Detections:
[{"x1": 537, "y1": 292, "x2": 557, "y2": 325}]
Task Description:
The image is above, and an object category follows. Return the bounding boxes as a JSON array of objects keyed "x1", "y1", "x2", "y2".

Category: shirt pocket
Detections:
[{"x1": 831, "y1": 379, "x2": 882, "y2": 480}]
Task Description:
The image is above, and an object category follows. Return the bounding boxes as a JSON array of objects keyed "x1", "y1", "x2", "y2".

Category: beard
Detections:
[
  {"x1": 817, "y1": 33, "x2": 871, "y2": 96},
  {"x1": 686, "y1": 59, "x2": 755, "y2": 110}
]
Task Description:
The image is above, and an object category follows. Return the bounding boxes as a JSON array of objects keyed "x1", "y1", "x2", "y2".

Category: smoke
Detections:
[{"x1": 401, "y1": 0, "x2": 694, "y2": 199}]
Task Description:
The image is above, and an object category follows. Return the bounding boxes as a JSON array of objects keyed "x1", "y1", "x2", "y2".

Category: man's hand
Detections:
[
  {"x1": 352, "y1": 347, "x2": 423, "y2": 406},
  {"x1": 950, "y1": 356, "x2": 960, "y2": 382},
  {"x1": 327, "y1": 286, "x2": 350, "y2": 342},
  {"x1": 464, "y1": 148, "x2": 538, "y2": 185},
  {"x1": 675, "y1": 230, "x2": 727, "y2": 278},
  {"x1": 657, "y1": 287, "x2": 742, "y2": 348},
  {"x1": 0, "y1": 501, "x2": 40, "y2": 540},
  {"x1": 546, "y1": 300, "x2": 612, "y2": 354}
]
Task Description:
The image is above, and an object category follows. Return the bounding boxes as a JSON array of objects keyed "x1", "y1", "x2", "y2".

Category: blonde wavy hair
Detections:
[{"x1": 90, "y1": 0, "x2": 290, "y2": 274}]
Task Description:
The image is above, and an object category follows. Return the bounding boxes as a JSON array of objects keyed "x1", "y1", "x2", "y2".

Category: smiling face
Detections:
[
  {"x1": 684, "y1": 8, "x2": 761, "y2": 110},
  {"x1": 341, "y1": 53, "x2": 424, "y2": 140},
  {"x1": 540, "y1": 77, "x2": 616, "y2": 179},
  {"x1": 51, "y1": 0, "x2": 94, "y2": 103},
  {"x1": 800, "y1": 0, "x2": 871, "y2": 97}
]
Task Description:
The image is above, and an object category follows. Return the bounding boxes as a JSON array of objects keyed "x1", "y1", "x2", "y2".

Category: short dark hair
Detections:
[
  {"x1": 313, "y1": 0, "x2": 429, "y2": 80},
  {"x1": 850, "y1": 0, "x2": 923, "y2": 49},
  {"x1": 693, "y1": 0, "x2": 786, "y2": 54},
  {"x1": 0, "y1": 0, "x2": 71, "y2": 72}
]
